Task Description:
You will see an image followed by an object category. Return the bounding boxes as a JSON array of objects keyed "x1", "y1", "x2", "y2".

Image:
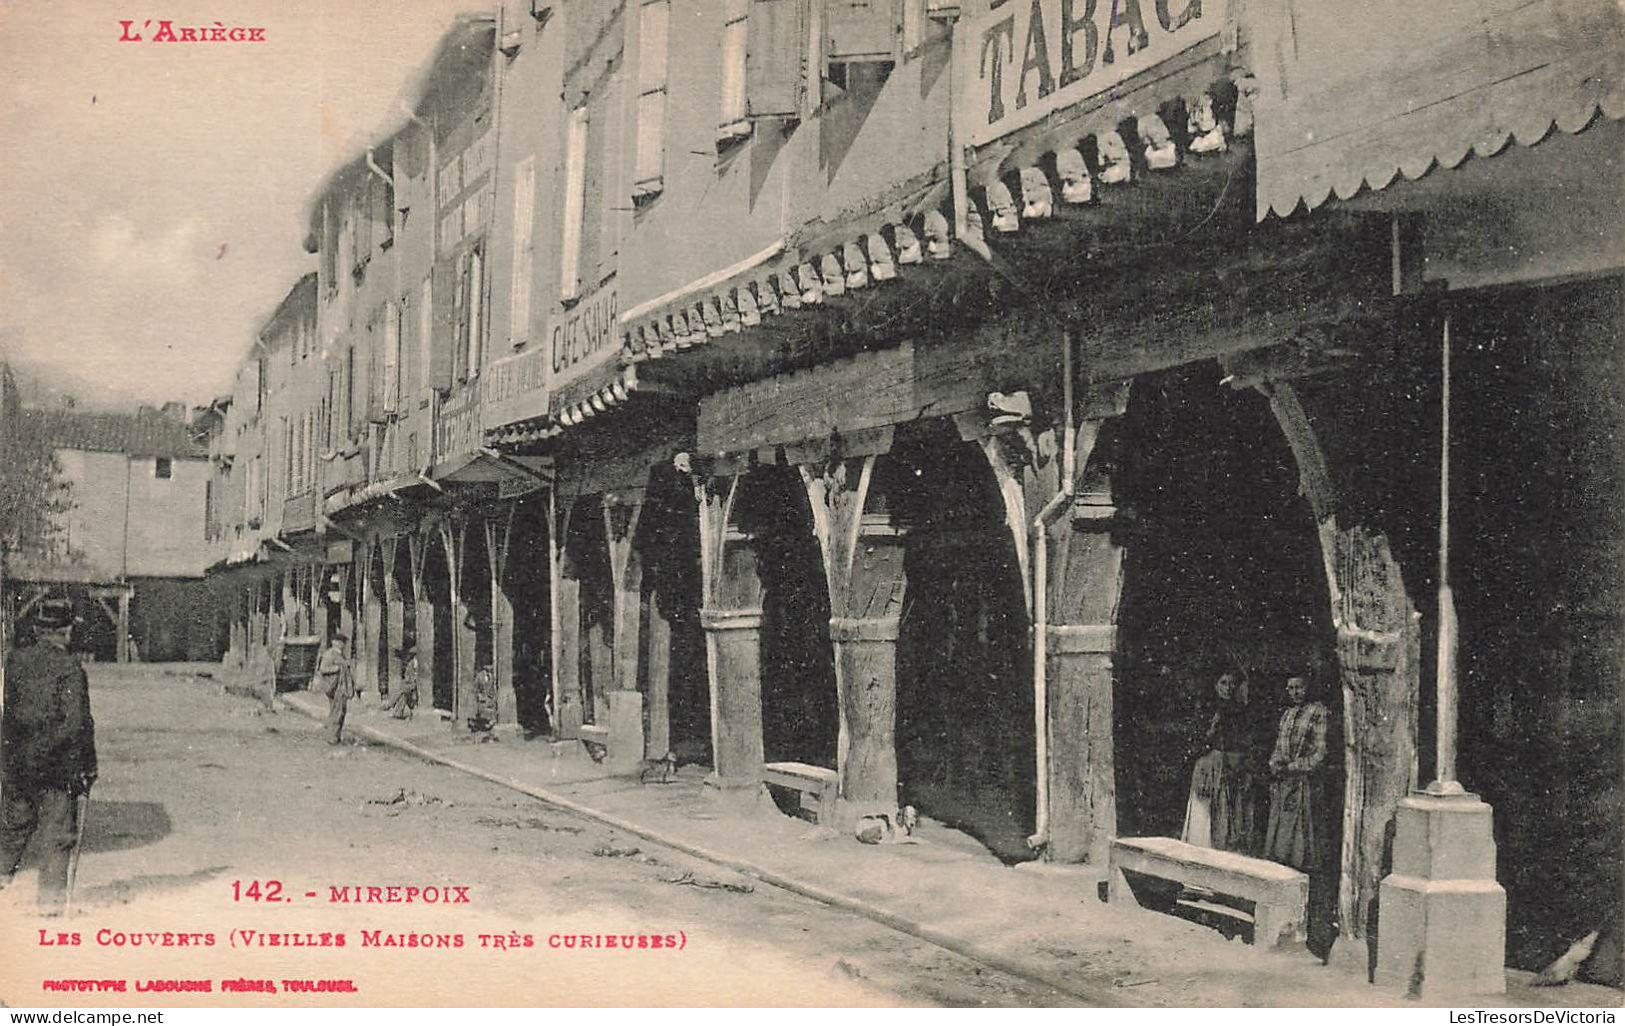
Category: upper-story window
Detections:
[
  {"x1": 559, "y1": 105, "x2": 590, "y2": 302},
  {"x1": 154, "y1": 457, "x2": 172, "y2": 480},
  {"x1": 633, "y1": 0, "x2": 670, "y2": 199}
]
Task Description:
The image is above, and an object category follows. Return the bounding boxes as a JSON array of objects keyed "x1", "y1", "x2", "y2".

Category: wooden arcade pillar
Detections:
[
  {"x1": 407, "y1": 531, "x2": 436, "y2": 710},
  {"x1": 604, "y1": 494, "x2": 647, "y2": 771},
  {"x1": 360, "y1": 545, "x2": 380, "y2": 696},
  {"x1": 801, "y1": 456, "x2": 907, "y2": 822},
  {"x1": 486, "y1": 512, "x2": 518, "y2": 730},
  {"x1": 974, "y1": 381, "x2": 1129, "y2": 867},
  {"x1": 695, "y1": 473, "x2": 766, "y2": 790},
  {"x1": 551, "y1": 497, "x2": 584, "y2": 739},
  {"x1": 116, "y1": 590, "x2": 131, "y2": 663},
  {"x1": 1258, "y1": 380, "x2": 1421, "y2": 960},
  {"x1": 438, "y1": 519, "x2": 473, "y2": 719},
  {"x1": 382, "y1": 538, "x2": 404, "y2": 694}
]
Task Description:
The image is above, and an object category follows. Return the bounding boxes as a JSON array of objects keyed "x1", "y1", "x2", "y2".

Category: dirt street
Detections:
[{"x1": 0, "y1": 663, "x2": 1077, "y2": 1007}]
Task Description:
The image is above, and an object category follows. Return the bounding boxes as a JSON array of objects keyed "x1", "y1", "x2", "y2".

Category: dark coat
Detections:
[{"x1": 2, "y1": 641, "x2": 97, "y2": 791}]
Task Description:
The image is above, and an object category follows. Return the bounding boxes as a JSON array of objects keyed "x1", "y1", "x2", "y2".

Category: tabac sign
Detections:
[{"x1": 962, "y1": 0, "x2": 1218, "y2": 147}]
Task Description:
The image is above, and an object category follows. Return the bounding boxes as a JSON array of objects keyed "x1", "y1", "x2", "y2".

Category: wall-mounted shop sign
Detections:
[
  {"x1": 961, "y1": 0, "x2": 1218, "y2": 147},
  {"x1": 434, "y1": 383, "x2": 481, "y2": 465},
  {"x1": 548, "y1": 284, "x2": 619, "y2": 391},
  {"x1": 482, "y1": 346, "x2": 551, "y2": 432}
]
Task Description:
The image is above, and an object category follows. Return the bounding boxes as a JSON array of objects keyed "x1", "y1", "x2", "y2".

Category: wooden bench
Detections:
[
  {"x1": 1106, "y1": 836, "x2": 1309, "y2": 947},
  {"x1": 763, "y1": 761, "x2": 839, "y2": 825}
]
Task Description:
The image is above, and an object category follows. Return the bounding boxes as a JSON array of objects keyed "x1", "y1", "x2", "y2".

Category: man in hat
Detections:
[
  {"x1": 1, "y1": 598, "x2": 96, "y2": 913},
  {"x1": 315, "y1": 630, "x2": 354, "y2": 744}
]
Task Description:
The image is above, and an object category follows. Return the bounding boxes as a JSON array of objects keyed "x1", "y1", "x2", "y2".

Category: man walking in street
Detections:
[
  {"x1": 1, "y1": 598, "x2": 97, "y2": 914},
  {"x1": 316, "y1": 630, "x2": 354, "y2": 745}
]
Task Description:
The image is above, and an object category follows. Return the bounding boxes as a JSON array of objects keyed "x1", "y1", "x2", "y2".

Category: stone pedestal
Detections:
[
  {"x1": 1376, "y1": 791, "x2": 1506, "y2": 997},
  {"x1": 701, "y1": 607, "x2": 765, "y2": 787},
  {"x1": 607, "y1": 689, "x2": 646, "y2": 774}
]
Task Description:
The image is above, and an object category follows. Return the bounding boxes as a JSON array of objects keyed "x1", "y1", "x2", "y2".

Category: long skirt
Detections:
[
  {"x1": 1182, "y1": 750, "x2": 1224, "y2": 848},
  {"x1": 1265, "y1": 771, "x2": 1325, "y2": 871},
  {"x1": 1211, "y1": 752, "x2": 1258, "y2": 855},
  {"x1": 1185, "y1": 750, "x2": 1257, "y2": 853}
]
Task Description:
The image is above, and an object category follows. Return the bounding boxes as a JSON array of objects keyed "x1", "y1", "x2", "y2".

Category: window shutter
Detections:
[
  {"x1": 634, "y1": 1, "x2": 669, "y2": 195},
  {"x1": 559, "y1": 106, "x2": 589, "y2": 300},
  {"x1": 467, "y1": 247, "x2": 485, "y2": 378},
  {"x1": 826, "y1": 0, "x2": 897, "y2": 63},
  {"x1": 719, "y1": 0, "x2": 750, "y2": 130},
  {"x1": 452, "y1": 259, "x2": 470, "y2": 383},
  {"x1": 510, "y1": 155, "x2": 536, "y2": 346},
  {"x1": 383, "y1": 301, "x2": 401, "y2": 412},
  {"x1": 419, "y1": 276, "x2": 435, "y2": 397},
  {"x1": 747, "y1": 0, "x2": 807, "y2": 119},
  {"x1": 430, "y1": 261, "x2": 457, "y2": 391},
  {"x1": 596, "y1": 77, "x2": 624, "y2": 271}
]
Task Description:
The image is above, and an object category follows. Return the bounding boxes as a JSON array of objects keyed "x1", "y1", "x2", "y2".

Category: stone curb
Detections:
[{"x1": 273, "y1": 693, "x2": 1113, "y2": 1006}]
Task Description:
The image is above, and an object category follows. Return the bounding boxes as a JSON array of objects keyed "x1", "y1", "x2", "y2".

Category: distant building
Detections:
[{"x1": 9, "y1": 402, "x2": 217, "y2": 662}]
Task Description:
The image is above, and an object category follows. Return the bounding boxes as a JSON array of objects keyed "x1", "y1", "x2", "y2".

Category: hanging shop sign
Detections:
[{"x1": 961, "y1": 0, "x2": 1219, "y2": 148}]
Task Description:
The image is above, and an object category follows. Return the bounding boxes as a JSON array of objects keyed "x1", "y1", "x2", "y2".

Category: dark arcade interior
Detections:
[
  {"x1": 1448, "y1": 277, "x2": 1624, "y2": 980},
  {"x1": 733, "y1": 466, "x2": 839, "y2": 771},
  {"x1": 889, "y1": 424, "x2": 1036, "y2": 865},
  {"x1": 504, "y1": 496, "x2": 553, "y2": 736},
  {"x1": 421, "y1": 532, "x2": 455, "y2": 712},
  {"x1": 636, "y1": 467, "x2": 711, "y2": 762},
  {"x1": 562, "y1": 495, "x2": 612, "y2": 725},
  {"x1": 1113, "y1": 362, "x2": 1340, "y2": 845},
  {"x1": 460, "y1": 517, "x2": 494, "y2": 674},
  {"x1": 391, "y1": 536, "x2": 418, "y2": 690}
]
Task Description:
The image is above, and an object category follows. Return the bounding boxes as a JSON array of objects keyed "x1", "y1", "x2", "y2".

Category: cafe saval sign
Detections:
[
  {"x1": 548, "y1": 284, "x2": 619, "y2": 389},
  {"x1": 962, "y1": 0, "x2": 1217, "y2": 148}
]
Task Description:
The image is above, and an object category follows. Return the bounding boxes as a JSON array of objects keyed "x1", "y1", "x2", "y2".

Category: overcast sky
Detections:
[{"x1": 0, "y1": 0, "x2": 478, "y2": 408}]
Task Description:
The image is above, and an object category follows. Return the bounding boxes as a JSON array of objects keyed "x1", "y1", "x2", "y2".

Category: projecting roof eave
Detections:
[
  {"x1": 1252, "y1": 2, "x2": 1624, "y2": 220},
  {"x1": 484, "y1": 364, "x2": 643, "y2": 450},
  {"x1": 613, "y1": 93, "x2": 1255, "y2": 407}
]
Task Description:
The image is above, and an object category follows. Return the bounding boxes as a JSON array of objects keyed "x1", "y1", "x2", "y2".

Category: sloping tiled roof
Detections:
[{"x1": 23, "y1": 408, "x2": 207, "y2": 459}]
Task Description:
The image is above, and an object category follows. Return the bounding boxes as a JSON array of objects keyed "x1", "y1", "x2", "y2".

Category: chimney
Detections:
[{"x1": 162, "y1": 400, "x2": 187, "y2": 423}]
